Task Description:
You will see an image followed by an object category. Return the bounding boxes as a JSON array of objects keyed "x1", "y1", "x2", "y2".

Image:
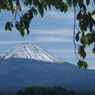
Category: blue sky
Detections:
[{"x1": 0, "y1": 8, "x2": 95, "y2": 69}]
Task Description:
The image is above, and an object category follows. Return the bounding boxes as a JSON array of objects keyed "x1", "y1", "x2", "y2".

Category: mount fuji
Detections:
[
  {"x1": 0, "y1": 42, "x2": 95, "y2": 93},
  {"x1": 0, "y1": 42, "x2": 60, "y2": 62}
]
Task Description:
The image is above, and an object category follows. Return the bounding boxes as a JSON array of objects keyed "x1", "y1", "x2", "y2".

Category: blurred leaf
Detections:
[
  {"x1": 67, "y1": 0, "x2": 72, "y2": 6},
  {"x1": 73, "y1": 0, "x2": 77, "y2": 7},
  {"x1": 78, "y1": 46, "x2": 86, "y2": 59},
  {"x1": 5, "y1": 22, "x2": 13, "y2": 31},
  {"x1": 38, "y1": 2, "x2": 44, "y2": 17},
  {"x1": 92, "y1": 10, "x2": 95, "y2": 15},
  {"x1": 77, "y1": 60, "x2": 83, "y2": 68},
  {"x1": 60, "y1": 3, "x2": 68, "y2": 12},
  {"x1": 85, "y1": 33, "x2": 92, "y2": 46},
  {"x1": 92, "y1": 47, "x2": 95, "y2": 54},
  {"x1": 86, "y1": 0, "x2": 90, "y2": 5},
  {"x1": 83, "y1": 61, "x2": 88, "y2": 69},
  {"x1": 25, "y1": 0, "x2": 31, "y2": 5},
  {"x1": 75, "y1": 31, "x2": 80, "y2": 41},
  {"x1": 77, "y1": 60, "x2": 88, "y2": 69}
]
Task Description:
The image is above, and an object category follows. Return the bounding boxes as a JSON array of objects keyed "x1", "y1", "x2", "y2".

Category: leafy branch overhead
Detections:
[{"x1": 0, "y1": 0, "x2": 95, "y2": 69}]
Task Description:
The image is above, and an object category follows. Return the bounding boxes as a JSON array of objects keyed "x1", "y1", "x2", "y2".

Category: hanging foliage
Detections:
[{"x1": 0, "y1": 0, "x2": 95, "y2": 69}]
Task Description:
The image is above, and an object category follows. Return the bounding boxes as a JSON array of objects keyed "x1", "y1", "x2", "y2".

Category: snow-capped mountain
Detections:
[
  {"x1": 0, "y1": 43, "x2": 95, "y2": 93},
  {"x1": 0, "y1": 42, "x2": 59, "y2": 62}
]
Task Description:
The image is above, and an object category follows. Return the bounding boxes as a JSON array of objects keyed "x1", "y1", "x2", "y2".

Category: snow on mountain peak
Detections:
[{"x1": 0, "y1": 42, "x2": 60, "y2": 62}]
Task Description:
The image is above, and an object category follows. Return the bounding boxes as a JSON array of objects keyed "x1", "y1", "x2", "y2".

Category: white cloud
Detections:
[
  {"x1": 30, "y1": 29, "x2": 73, "y2": 36},
  {"x1": 0, "y1": 28, "x2": 74, "y2": 44},
  {"x1": 0, "y1": 36, "x2": 73, "y2": 45},
  {"x1": 32, "y1": 36, "x2": 73, "y2": 43}
]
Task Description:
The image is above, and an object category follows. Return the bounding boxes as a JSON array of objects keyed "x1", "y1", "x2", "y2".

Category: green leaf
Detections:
[
  {"x1": 38, "y1": 2, "x2": 44, "y2": 17},
  {"x1": 20, "y1": 30, "x2": 25, "y2": 37},
  {"x1": 40, "y1": 0, "x2": 47, "y2": 8},
  {"x1": 60, "y1": 3, "x2": 68, "y2": 12},
  {"x1": 77, "y1": 11, "x2": 82, "y2": 20},
  {"x1": 86, "y1": 0, "x2": 90, "y2": 5},
  {"x1": 5, "y1": 22, "x2": 13, "y2": 31},
  {"x1": 92, "y1": 10, "x2": 95, "y2": 15},
  {"x1": 73, "y1": 0, "x2": 77, "y2": 7},
  {"x1": 77, "y1": 60, "x2": 88, "y2": 69},
  {"x1": 78, "y1": 0, "x2": 83, "y2": 8},
  {"x1": 67, "y1": 0, "x2": 72, "y2": 6},
  {"x1": 85, "y1": 33, "x2": 92, "y2": 45},
  {"x1": 77, "y1": 60, "x2": 83, "y2": 68},
  {"x1": 83, "y1": 61, "x2": 88, "y2": 69},
  {"x1": 78, "y1": 46, "x2": 86, "y2": 59},
  {"x1": 92, "y1": 47, "x2": 95, "y2": 54},
  {"x1": 75, "y1": 31, "x2": 80, "y2": 41},
  {"x1": 25, "y1": 0, "x2": 32, "y2": 5}
]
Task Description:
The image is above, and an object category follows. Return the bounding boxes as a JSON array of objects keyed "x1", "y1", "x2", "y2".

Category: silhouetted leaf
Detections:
[
  {"x1": 86, "y1": 0, "x2": 90, "y2": 5},
  {"x1": 5, "y1": 22, "x2": 13, "y2": 31},
  {"x1": 92, "y1": 10, "x2": 95, "y2": 15},
  {"x1": 75, "y1": 31, "x2": 80, "y2": 41},
  {"x1": 92, "y1": 47, "x2": 95, "y2": 54}
]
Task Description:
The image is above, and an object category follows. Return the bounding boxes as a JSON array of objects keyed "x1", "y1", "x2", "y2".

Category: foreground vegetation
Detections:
[
  {"x1": 17, "y1": 87, "x2": 75, "y2": 95},
  {"x1": 1, "y1": 87, "x2": 95, "y2": 95},
  {"x1": 0, "y1": 87, "x2": 75, "y2": 95}
]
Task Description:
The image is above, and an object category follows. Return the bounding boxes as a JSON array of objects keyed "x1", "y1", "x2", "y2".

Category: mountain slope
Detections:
[
  {"x1": 0, "y1": 58, "x2": 95, "y2": 93},
  {"x1": 0, "y1": 42, "x2": 59, "y2": 62}
]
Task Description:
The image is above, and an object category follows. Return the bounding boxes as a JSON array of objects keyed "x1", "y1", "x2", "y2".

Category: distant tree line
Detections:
[
  {"x1": 17, "y1": 87, "x2": 75, "y2": 95},
  {"x1": 0, "y1": 87, "x2": 75, "y2": 95}
]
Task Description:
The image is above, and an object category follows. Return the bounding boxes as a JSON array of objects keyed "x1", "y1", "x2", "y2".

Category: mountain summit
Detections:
[{"x1": 0, "y1": 42, "x2": 59, "y2": 62}]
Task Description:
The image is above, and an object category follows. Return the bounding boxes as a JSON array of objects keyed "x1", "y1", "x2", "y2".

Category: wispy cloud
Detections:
[
  {"x1": 45, "y1": 10, "x2": 74, "y2": 20},
  {"x1": 49, "y1": 49, "x2": 74, "y2": 53},
  {"x1": 32, "y1": 36, "x2": 73, "y2": 43},
  {"x1": 0, "y1": 41, "x2": 31, "y2": 44},
  {"x1": 0, "y1": 36, "x2": 73, "y2": 45},
  {"x1": 0, "y1": 28, "x2": 73, "y2": 44},
  {"x1": 30, "y1": 29, "x2": 73, "y2": 36}
]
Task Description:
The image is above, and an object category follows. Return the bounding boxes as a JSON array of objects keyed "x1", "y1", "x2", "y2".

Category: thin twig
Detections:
[{"x1": 73, "y1": 7, "x2": 80, "y2": 60}]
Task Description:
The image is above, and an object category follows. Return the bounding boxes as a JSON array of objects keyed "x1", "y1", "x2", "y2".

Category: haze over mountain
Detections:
[{"x1": 0, "y1": 42, "x2": 95, "y2": 93}]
